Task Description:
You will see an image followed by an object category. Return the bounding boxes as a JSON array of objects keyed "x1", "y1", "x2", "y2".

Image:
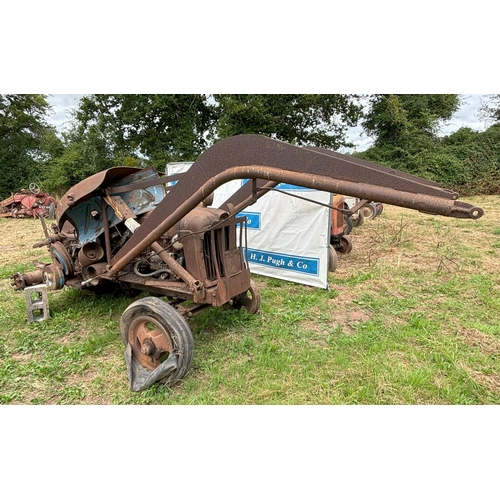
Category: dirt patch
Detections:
[
  {"x1": 304, "y1": 308, "x2": 371, "y2": 336},
  {"x1": 457, "y1": 328, "x2": 500, "y2": 356},
  {"x1": 464, "y1": 366, "x2": 500, "y2": 393},
  {"x1": 56, "y1": 329, "x2": 87, "y2": 345},
  {"x1": 11, "y1": 352, "x2": 33, "y2": 362},
  {"x1": 0, "y1": 219, "x2": 48, "y2": 268},
  {"x1": 333, "y1": 310, "x2": 371, "y2": 335}
]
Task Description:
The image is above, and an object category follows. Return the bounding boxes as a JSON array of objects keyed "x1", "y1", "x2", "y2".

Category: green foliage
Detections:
[
  {"x1": 42, "y1": 125, "x2": 115, "y2": 195},
  {"x1": 363, "y1": 94, "x2": 460, "y2": 145},
  {"x1": 40, "y1": 94, "x2": 365, "y2": 192},
  {"x1": 214, "y1": 94, "x2": 364, "y2": 149},
  {"x1": 73, "y1": 94, "x2": 216, "y2": 166},
  {"x1": 3, "y1": 93, "x2": 498, "y2": 198},
  {"x1": 0, "y1": 94, "x2": 60, "y2": 199},
  {"x1": 358, "y1": 95, "x2": 500, "y2": 194},
  {"x1": 478, "y1": 94, "x2": 500, "y2": 124},
  {"x1": 441, "y1": 125, "x2": 500, "y2": 193}
]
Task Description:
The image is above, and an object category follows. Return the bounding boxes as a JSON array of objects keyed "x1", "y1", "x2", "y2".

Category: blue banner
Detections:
[
  {"x1": 238, "y1": 211, "x2": 261, "y2": 230},
  {"x1": 246, "y1": 248, "x2": 319, "y2": 276}
]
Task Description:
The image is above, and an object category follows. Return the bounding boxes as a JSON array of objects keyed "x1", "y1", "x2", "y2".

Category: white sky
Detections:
[{"x1": 46, "y1": 94, "x2": 490, "y2": 154}]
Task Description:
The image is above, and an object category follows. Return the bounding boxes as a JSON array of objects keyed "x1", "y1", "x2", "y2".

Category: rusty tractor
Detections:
[{"x1": 10, "y1": 135, "x2": 484, "y2": 391}]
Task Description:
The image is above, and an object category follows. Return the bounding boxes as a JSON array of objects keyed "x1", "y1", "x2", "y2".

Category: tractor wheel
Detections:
[
  {"x1": 351, "y1": 210, "x2": 365, "y2": 228},
  {"x1": 343, "y1": 214, "x2": 353, "y2": 235},
  {"x1": 329, "y1": 244, "x2": 339, "y2": 272},
  {"x1": 336, "y1": 236, "x2": 353, "y2": 255},
  {"x1": 361, "y1": 203, "x2": 377, "y2": 220},
  {"x1": 29, "y1": 183, "x2": 40, "y2": 195},
  {"x1": 232, "y1": 279, "x2": 261, "y2": 314},
  {"x1": 120, "y1": 297, "x2": 194, "y2": 385}
]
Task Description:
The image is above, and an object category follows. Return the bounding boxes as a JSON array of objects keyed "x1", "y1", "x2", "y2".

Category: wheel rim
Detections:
[
  {"x1": 352, "y1": 211, "x2": 364, "y2": 228},
  {"x1": 128, "y1": 316, "x2": 174, "y2": 371},
  {"x1": 121, "y1": 298, "x2": 194, "y2": 388},
  {"x1": 236, "y1": 280, "x2": 261, "y2": 314},
  {"x1": 336, "y1": 236, "x2": 352, "y2": 254},
  {"x1": 361, "y1": 205, "x2": 375, "y2": 219}
]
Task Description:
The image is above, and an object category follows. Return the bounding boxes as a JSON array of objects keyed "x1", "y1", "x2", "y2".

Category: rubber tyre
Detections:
[
  {"x1": 329, "y1": 245, "x2": 339, "y2": 272},
  {"x1": 336, "y1": 236, "x2": 353, "y2": 255},
  {"x1": 120, "y1": 297, "x2": 194, "y2": 385},
  {"x1": 351, "y1": 210, "x2": 364, "y2": 228},
  {"x1": 343, "y1": 215, "x2": 353, "y2": 235},
  {"x1": 361, "y1": 203, "x2": 376, "y2": 219}
]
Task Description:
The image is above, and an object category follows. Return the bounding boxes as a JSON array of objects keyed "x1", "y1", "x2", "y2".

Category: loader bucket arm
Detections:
[{"x1": 110, "y1": 134, "x2": 483, "y2": 276}]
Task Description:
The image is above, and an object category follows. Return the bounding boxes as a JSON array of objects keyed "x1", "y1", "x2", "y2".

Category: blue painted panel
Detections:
[
  {"x1": 245, "y1": 248, "x2": 319, "y2": 276},
  {"x1": 238, "y1": 211, "x2": 261, "y2": 230},
  {"x1": 66, "y1": 169, "x2": 165, "y2": 245}
]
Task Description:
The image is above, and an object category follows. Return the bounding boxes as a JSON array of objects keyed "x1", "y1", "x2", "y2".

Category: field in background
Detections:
[{"x1": 1, "y1": 195, "x2": 499, "y2": 405}]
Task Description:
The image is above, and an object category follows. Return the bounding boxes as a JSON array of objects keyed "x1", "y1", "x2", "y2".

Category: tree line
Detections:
[{"x1": 1, "y1": 94, "x2": 499, "y2": 200}]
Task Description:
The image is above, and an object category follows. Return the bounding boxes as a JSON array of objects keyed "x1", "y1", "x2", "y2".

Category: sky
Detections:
[{"x1": 46, "y1": 94, "x2": 490, "y2": 153}]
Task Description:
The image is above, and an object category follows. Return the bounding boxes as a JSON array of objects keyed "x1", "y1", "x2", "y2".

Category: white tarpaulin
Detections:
[{"x1": 167, "y1": 163, "x2": 331, "y2": 289}]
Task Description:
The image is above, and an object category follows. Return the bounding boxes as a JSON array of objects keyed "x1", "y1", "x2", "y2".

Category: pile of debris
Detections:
[{"x1": 0, "y1": 183, "x2": 57, "y2": 219}]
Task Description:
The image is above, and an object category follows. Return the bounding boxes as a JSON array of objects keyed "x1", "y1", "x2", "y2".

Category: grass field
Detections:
[{"x1": 1, "y1": 195, "x2": 499, "y2": 405}]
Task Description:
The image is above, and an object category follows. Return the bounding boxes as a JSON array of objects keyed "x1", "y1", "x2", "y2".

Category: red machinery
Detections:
[{"x1": 1, "y1": 183, "x2": 56, "y2": 219}]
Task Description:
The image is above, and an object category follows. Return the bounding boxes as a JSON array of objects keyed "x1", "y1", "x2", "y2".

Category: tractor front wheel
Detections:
[
  {"x1": 120, "y1": 297, "x2": 194, "y2": 386},
  {"x1": 232, "y1": 279, "x2": 261, "y2": 314}
]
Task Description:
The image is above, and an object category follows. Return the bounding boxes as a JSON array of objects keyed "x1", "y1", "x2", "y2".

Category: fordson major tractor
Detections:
[{"x1": 11, "y1": 135, "x2": 484, "y2": 391}]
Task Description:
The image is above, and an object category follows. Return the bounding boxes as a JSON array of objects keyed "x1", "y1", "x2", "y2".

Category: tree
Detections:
[
  {"x1": 213, "y1": 94, "x2": 364, "y2": 149},
  {"x1": 41, "y1": 124, "x2": 115, "y2": 195},
  {"x1": 73, "y1": 94, "x2": 217, "y2": 166},
  {"x1": 440, "y1": 124, "x2": 500, "y2": 193},
  {"x1": 59, "y1": 94, "x2": 364, "y2": 187},
  {"x1": 72, "y1": 94, "x2": 365, "y2": 163},
  {"x1": 362, "y1": 94, "x2": 460, "y2": 146},
  {"x1": 0, "y1": 94, "x2": 57, "y2": 199},
  {"x1": 478, "y1": 94, "x2": 500, "y2": 124},
  {"x1": 357, "y1": 95, "x2": 500, "y2": 193},
  {"x1": 357, "y1": 94, "x2": 460, "y2": 178}
]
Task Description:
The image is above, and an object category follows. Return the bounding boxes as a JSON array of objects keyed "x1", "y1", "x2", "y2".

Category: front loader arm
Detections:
[{"x1": 110, "y1": 134, "x2": 483, "y2": 276}]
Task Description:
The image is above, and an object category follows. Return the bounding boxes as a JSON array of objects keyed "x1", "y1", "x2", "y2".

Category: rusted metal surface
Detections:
[
  {"x1": 1, "y1": 186, "x2": 56, "y2": 219},
  {"x1": 9, "y1": 133, "x2": 487, "y2": 392},
  {"x1": 11, "y1": 135, "x2": 485, "y2": 300},
  {"x1": 55, "y1": 167, "x2": 140, "y2": 221},
  {"x1": 56, "y1": 167, "x2": 165, "y2": 246},
  {"x1": 12, "y1": 134, "x2": 484, "y2": 299},
  {"x1": 127, "y1": 314, "x2": 173, "y2": 371},
  {"x1": 110, "y1": 135, "x2": 483, "y2": 276}
]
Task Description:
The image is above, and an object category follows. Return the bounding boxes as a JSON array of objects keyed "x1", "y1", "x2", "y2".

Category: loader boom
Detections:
[{"x1": 108, "y1": 134, "x2": 483, "y2": 275}]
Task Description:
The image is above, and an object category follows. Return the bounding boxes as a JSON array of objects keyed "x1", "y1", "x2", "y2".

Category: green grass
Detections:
[{"x1": 1, "y1": 195, "x2": 500, "y2": 405}]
